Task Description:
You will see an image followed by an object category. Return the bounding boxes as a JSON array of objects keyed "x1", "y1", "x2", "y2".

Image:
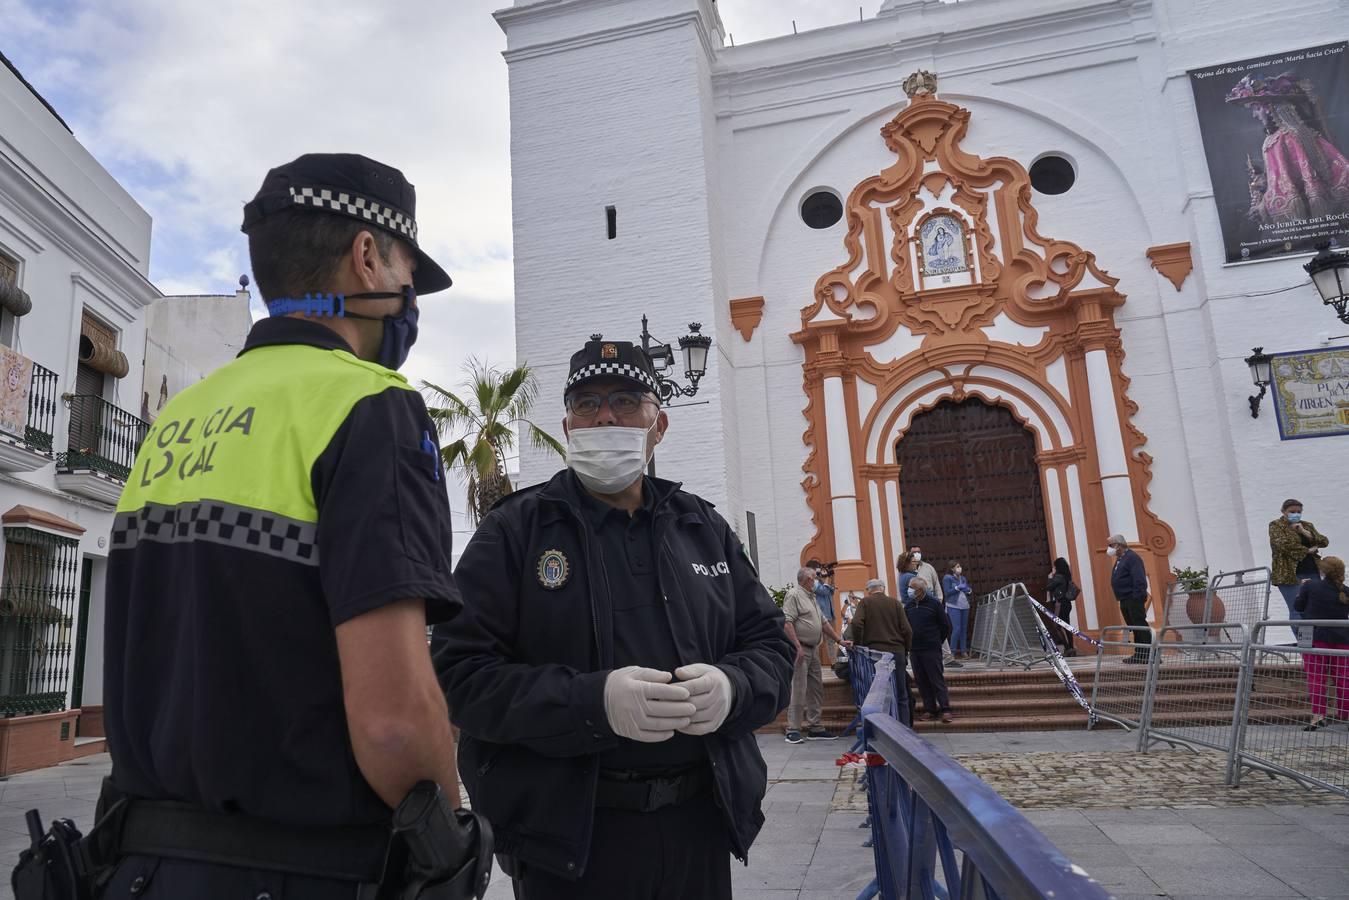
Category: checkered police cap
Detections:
[
  {"x1": 565, "y1": 339, "x2": 660, "y2": 396},
  {"x1": 241, "y1": 153, "x2": 453, "y2": 294}
]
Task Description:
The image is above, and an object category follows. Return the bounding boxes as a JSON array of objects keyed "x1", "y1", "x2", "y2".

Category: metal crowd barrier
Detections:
[
  {"x1": 859, "y1": 655, "x2": 1111, "y2": 900},
  {"x1": 1230, "y1": 621, "x2": 1349, "y2": 798},
  {"x1": 1207, "y1": 567, "x2": 1273, "y2": 628},
  {"x1": 844, "y1": 647, "x2": 912, "y2": 751},
  {"x1": 1087, "y1": 626, "x2": 1155, "y2": 731},
  {"x1": 1162, "y1": 568, "x2": 1272, "y2": 633},
  {"x1": 968, "y1": 592, "x2": 998, "y2": 657},
  {"x1": 1138, "y1": 624, "x2": 1250, "y2": 771},
  {"x1": 972, "y1": 583, "x2": 1044, "y2": 670},
  {"x1": 1160, "y1": 581, "x2": 1193, "y2": 629}
]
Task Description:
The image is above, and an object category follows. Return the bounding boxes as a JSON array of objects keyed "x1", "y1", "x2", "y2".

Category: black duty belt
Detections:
[
  {"x1": 115, "y1": 799, "x2": 391, "y2": 883},
  {"x1": 595, "y1": 766, "x2": 713, "y2": 813}
]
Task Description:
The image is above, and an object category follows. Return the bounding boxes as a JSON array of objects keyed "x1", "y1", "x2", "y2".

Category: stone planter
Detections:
[{"x1": 0, "y1": 709, "x2": 80, "y2": 776}]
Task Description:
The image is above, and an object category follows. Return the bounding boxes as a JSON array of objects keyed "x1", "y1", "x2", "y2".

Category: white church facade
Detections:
[{"x1": 499, "y1": 0, "x2": 1349, "y2": 633}]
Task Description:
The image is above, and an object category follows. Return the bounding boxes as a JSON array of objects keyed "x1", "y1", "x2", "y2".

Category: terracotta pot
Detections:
[{"x1": 1184, "y1": 590, "x2": 1207, "y2": 624}]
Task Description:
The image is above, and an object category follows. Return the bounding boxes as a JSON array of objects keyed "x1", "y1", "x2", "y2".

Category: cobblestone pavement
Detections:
[
  {"x1": 953, "y1": 749, "x2": 1349, "y2": 810},
  {"x1": 6, "y1": 738, "x2": 1349, "y2": 899}
]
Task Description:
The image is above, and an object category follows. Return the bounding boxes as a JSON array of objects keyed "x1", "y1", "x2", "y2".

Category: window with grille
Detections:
[{"x1": 0, "y1": 528, "x2": 79, "y2": 716}]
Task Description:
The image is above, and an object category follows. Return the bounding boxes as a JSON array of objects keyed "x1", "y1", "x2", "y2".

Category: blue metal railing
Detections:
[
  {"x1": 859, "y1": 655, "x2": 1111, "y2": 899},
  {"x1": 845, "y1": 647, "x2": 911, "y2": 751}
]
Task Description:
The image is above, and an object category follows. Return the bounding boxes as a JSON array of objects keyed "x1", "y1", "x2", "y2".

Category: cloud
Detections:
[{"x1": 3, "y1": 0, "x2": 515, "y2": 317}]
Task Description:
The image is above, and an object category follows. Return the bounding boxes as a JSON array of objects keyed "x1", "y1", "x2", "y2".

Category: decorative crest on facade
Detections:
[{"x1": 903, "y1": 70, "x2": 938, "y2": 99}]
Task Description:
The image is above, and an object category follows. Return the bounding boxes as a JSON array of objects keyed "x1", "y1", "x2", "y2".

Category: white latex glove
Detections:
[
  {"x1": 603, "y1": 667, "x2": 697, "y2": 742},
  {"x1": 674, "y1": 663, "x2": 734, "y2": 736}
]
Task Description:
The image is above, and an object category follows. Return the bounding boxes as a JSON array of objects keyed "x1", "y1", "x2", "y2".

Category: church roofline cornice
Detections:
[
  {"x1": 713, "y1": 5, "x2": 1152, "y2": 115},
  {"x1": 498, "y1": 5, "x2": 721, "y2": 65}
]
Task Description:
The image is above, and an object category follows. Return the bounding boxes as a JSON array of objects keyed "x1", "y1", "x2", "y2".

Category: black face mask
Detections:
[
  {"x1": 266, "y1": 285, "x2": 418, "y2": 371},
  {"x1": 342, "y1": 285, "x2": 419, "y2": 371}
]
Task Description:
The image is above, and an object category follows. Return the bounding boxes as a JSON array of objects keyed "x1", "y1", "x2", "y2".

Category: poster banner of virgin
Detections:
[
  {"x1": 1189, "y1": 42, "x2": 1349, "y2": 264},
  {"x1": 1271, "y1": 346, "x2": 1349, "y2": 441}
]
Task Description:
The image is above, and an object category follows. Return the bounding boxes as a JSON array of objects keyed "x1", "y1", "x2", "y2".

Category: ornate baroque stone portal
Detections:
[{"x1": 792, "y1": 90, "x2": 1176, "y2": 634}]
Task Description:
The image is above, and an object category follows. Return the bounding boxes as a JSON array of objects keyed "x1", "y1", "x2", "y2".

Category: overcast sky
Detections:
[{"x1": 2, "y1": 0, "x2": 883, "y2": 532}]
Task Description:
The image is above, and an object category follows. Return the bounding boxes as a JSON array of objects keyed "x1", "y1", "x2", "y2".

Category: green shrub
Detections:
[{"x1": 1171, "y1": 565, "x2": 1209, "y2": 593}]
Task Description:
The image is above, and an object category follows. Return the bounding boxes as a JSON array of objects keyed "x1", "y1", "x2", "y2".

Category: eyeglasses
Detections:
[{"x1": 565, "y1": 390, "x2": 654, "y2": 418}]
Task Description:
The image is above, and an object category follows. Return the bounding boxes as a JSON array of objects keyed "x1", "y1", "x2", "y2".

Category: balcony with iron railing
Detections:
[
  {"x1": 0, "y1": 362, "x2": 59, "y2": 474},
  {"x1": 55, "y1": 395, "x2": 150, "y2": 504}
]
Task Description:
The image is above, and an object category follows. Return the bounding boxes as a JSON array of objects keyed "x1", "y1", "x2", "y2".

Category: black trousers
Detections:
[
  {"x1": 511, "y1": 792, "x2": 731, "y2": 900},
  {"x1": 910, "y1": 648, "x2": 950, "y2": 715},
  {"x1": 101, "y1": 855, "x2": 364, "y2": 899},
  {"x1": 1118, "y1": 596, "x2": 1152, "y2": 649}
]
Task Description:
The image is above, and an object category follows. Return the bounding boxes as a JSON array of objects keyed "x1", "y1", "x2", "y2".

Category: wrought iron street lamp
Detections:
[
  {"x1": 1244, "y1": 346, "x2": 1273, "y2": 419},
  {"x1": 1304, "y1": 242, "x2": 1349, "y2": 325},
  {"x1": 638, "y1": 315, "x2": 712, "y2": 406}
]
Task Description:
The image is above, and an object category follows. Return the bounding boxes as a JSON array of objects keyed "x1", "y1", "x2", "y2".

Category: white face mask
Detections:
[
  {"x1": 1106, "y1": 546, "x2": 1118, "y2": 558},
  {"x1": 906, "y1": 588, "x2": 917, "y2": 599},
  {"x1": 912, "y1": 552, "x2": 922, "y2": 562},
  {"x1": 566, "y1": 421, "x2": 656, "y2": 495}
]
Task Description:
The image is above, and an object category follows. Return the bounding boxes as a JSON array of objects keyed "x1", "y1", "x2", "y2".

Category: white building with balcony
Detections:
[{"x1": 0, "y1": 52, "x2": 249, "y2": 771}]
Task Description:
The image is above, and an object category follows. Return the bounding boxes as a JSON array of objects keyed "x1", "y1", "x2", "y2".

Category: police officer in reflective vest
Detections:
[
  {"x1": 98, "y1": 154, "x2": 474, "y2": 897},
  {"x1": 434, "y1": 338, "x2": 794, "y2": 899}
]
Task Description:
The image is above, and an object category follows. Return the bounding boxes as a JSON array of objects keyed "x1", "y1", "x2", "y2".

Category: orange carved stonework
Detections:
[
  {"x1": 729, "y1": 296, "x2": 766, "y2": 342},
  {"x1": 791, "y1": 91, "x2": 1175, "y2": 631},
  {"x1": 1146, "y1": 242, "x2": 1194, "y2": 292}
]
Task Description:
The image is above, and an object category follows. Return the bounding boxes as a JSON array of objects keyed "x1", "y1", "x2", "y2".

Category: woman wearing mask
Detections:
[
  {"x1": 1271, "y1": 499, "x2": 1329, "y2": 626},
  {"x1": 1293, "y1": 556, "x2": 1349, "y2": 731},
  {"x1": 1045, "y1": 558, "x2": 1079, "y2": 657},
  {"x1": 942, "y1": 562, "x2": 972, "y2": 659},
  {"x1": 896, "y1": 551, "x2": 919, "y2": 599}
]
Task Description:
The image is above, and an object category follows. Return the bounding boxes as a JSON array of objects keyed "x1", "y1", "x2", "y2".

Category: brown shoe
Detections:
[{"x1": 940, "y1": 712, "x2": 953, "y2": 723}]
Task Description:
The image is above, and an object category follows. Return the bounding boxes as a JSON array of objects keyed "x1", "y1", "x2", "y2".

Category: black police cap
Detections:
[
  {"x1": 565, "y1": 338, "x2": 660, "y2": 396},
  {"x1": 241, "y1": 153, "x2": 452, "y2": 294}
]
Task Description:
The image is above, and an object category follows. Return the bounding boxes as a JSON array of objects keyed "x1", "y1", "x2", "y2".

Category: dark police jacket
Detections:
[{"x1": 432, "y1": 470, "x2": 793, "y2": 880}]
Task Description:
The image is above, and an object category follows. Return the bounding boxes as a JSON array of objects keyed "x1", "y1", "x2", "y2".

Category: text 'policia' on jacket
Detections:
[
  {"x1": 432, "y1": 469, "x2": 794, "y2": 880},
  {"x1": 106, "y1": 319, "x2": 458, "y2": 828}
]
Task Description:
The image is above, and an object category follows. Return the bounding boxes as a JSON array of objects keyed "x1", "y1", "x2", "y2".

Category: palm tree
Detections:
[{"x1": 422, "y1": 360, "x2": 565, "y2": 524}]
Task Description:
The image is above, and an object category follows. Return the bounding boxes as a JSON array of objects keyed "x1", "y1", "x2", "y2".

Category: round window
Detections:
[
  {"x1": 1029, "y1": 155, "x2": 1076, "y2": 195},
  {"x1": 800, "y1": 190, "x2": 843, "y2": 229}
]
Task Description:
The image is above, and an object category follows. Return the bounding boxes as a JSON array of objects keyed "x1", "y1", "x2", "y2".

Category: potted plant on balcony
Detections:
[{"x1": 1172, "y1": 565, "x2": 1219, "y2": 625}]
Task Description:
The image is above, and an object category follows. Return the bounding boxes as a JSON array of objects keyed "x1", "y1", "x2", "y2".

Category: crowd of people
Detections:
[{"x1": 779, "y1": 549, "x2": 979, "y2": 733}]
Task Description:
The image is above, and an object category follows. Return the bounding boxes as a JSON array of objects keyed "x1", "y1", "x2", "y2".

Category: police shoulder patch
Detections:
[{"x1": 536, "y1": 548, "x2": 571, "y2": 590}]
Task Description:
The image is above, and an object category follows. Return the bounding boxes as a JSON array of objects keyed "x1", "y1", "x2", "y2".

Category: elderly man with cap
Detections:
[
  {"x1": 1107, "y1": 533, "x2": 1152, "y2": 663},
  {"x1": 434, "y1": 338, "x2": 794, "y2": 899},
  {"x1": 90, "y1": 154, "x2": 489, "y2": 898}
]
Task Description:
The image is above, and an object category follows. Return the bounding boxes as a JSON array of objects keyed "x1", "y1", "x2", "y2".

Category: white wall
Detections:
[
  {"x1": 501, "y1": 0, "x2": 733, "y2": 512},
  {"x1": 504, "y1": 0, "x2": 1349, "y2": 587},
  {"x1": 142, "y1": 290, "x2": 252, "y2": 421}
]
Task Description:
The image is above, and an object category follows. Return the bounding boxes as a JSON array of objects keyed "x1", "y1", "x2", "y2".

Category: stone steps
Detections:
[{"x1": 756, "y1": 660, "x2": 1309, "y2": 735}]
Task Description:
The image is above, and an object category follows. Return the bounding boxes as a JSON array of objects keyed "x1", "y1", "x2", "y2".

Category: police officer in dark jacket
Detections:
[
  {"x1": 434, "y1": 338, "x2": 794, "y2": 899},
  {"x1": 1107, "y1": 533, "x2": 1152, "y2": 662}
]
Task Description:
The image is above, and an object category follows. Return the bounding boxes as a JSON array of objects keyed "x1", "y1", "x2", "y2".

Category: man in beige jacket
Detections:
[{"x1": 782, "y1": 567, "x2": 849, "y2": 743}]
